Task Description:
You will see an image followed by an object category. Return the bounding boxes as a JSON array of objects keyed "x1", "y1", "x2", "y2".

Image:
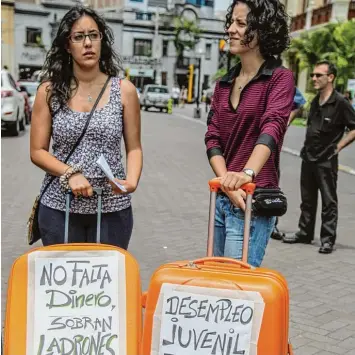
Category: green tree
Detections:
[
  {"x1": 285, "y1": 19, "x2": 355, "y2": 91},
  {"x1": 173, "y1": 16, "x2": 201, "y2": 83},
  {"x1": 322, "y1": 20, "x2": 355, "y2": 89},
  {"x1": 212, "y1": 56, "x2": 241, "y2": 82}
]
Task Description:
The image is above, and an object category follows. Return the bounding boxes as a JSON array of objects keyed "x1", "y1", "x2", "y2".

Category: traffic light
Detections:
[{"x1": 188, "y1": 64, "x2": 194, "y2": 103}]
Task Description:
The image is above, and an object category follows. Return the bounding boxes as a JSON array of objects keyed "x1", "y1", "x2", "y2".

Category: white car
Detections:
[
  {"x1": 1, "y1": 70, "x2": 26, "y2": 136},
  {"x1": 140, "y1": 85, "x2": 171, "y2": 112}
]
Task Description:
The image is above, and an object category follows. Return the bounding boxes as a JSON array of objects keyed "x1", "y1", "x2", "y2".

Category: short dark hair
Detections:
[
  {"x1": 315, "y1": 60, "x2": 337, "y2": 78},
  {"x1": 225, "y1": 0, "x2": 290, "y2": 58}
]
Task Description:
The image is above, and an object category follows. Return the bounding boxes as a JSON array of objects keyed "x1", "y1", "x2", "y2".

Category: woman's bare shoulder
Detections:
[{"x1": 120, "y1": 78, "x2": 138, "y2": 95}]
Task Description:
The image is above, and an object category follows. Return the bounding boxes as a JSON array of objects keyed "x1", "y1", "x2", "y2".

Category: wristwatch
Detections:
[{"x1": 242, "y1": 168, "x2": 255, "y2": 182}]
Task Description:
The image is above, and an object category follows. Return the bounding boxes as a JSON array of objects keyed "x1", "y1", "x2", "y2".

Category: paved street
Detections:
[{"x1": 2, "y1": 108, "x2": 355, "y2": 354}]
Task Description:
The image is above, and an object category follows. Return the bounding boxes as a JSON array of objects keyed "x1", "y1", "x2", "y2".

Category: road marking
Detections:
[
  {"x1": 173, "y1": 112, "x2": 355, "y2": 177},
  {"x1": 174, "y1": 113, "x2": 206, "y2": 126}
]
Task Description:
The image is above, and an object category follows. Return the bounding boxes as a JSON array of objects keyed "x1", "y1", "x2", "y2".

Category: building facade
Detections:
[
  {"x1": 89, "y1": 0, "x2": 221, "y2": 97},
  {"x1": 13, "y1": 0, "x2": 223, "y2": 100},
  {"x1": 119, "y1": 0, "x2": 223, "y2": 99},
  {"x1": 1, "y1": 0, "x2": 15, "y2": 75},
  {"x1": 283, "y1": 0, "x2": 355, "y2": 92},
  {"x1": 14, "y1": 0, "x2": 123, "y2": 80}
]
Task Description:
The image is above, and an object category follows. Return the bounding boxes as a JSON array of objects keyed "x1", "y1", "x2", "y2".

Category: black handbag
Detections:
[
  {"x1": 252, "y1": 187, "x2": 288, "y2": 217},
  {"x1": 27, "y1": 77, "x2": 111, "y2": 245}
]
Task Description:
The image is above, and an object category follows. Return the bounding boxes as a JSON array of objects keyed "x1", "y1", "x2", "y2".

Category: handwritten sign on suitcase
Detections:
[
  {"x1": 160, "y1": 290, "x2": 255, "y2": 355},
  {"x1": 151, "y1": 284, "x2": 265, "y2": 355},
  {"x1": 26, "y1": 250, "x2": 127, "y2": 355}
]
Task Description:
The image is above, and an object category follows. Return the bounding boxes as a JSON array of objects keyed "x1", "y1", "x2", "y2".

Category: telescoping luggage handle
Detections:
[
  {"x1": 64, "y1": 187, "x2": 103, "y2": 244},
  {"x1": 207, "y1": 179, "x2": 256, "y2": 262}
]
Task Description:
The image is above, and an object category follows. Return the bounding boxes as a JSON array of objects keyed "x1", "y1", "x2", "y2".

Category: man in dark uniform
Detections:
[{"x1": 283, "y1": 61, "x2": 355, "y2": 253}]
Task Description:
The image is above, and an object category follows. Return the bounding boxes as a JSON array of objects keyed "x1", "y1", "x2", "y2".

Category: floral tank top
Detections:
[{"x1": 40, "y1": 77, "x2": 131, "y2": 214}]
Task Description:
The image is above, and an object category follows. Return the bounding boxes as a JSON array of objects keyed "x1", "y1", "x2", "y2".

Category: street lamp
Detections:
[{"x1": 193, "y1": 47, "x2": 205, "y2": 119}]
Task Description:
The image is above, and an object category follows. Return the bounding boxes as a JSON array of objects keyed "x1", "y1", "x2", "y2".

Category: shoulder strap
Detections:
[{"x1": 39, "y1": 76, "x2": 111, "y2": 200}]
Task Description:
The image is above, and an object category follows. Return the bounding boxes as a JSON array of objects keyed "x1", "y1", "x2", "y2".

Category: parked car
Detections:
[
  {"x1": 18, "y1": 80, "x2": 40, "y2": 122},
  {"x1": 140, "y1": 84, "x2": 171, "y2": 112},
  {"x1": 1, "y1": 70, "x2": 26, "y2": 136}
]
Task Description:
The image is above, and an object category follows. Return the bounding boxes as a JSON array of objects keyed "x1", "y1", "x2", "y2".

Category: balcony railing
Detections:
[
  {"x1": 349, "y1": 0, "x2": 355, "y2": 20},
  {"x1": 311, "y1": 4, "x2": 332, "y2": 26},
  {"x1": 291, "y1": 13, "x2": 306, "y2": 32}
]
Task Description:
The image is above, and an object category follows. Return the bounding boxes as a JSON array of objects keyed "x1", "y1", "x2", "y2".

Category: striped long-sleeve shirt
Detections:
[{"x1": 205, "y1": 57, "x2": 295, "y2": 188}]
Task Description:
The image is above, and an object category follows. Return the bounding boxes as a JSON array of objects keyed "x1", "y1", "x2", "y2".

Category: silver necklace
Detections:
[
  {"x1": 88, "y1": 93, "x2": 93, "y2": 103},
  {"x1": 237, "y1": 71, "x2": 256, "y2": 91}
]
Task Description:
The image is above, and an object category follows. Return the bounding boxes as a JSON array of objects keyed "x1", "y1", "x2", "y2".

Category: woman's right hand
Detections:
[
  {"x1": 226, "y1": 189, "x2": 247, "y2": 211},
  {"x1": 68, "y1": 173, "x2": 93, "y2": 197}
]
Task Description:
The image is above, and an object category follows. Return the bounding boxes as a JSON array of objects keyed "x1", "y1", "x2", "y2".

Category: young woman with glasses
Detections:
[{"x1": 30, "y1": 6, "x2": 143, "y2": 247}]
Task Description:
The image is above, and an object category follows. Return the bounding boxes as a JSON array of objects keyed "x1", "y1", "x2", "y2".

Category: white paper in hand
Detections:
[{"x1": 96, "y1": 154, "x2": 127, "y2": 192}]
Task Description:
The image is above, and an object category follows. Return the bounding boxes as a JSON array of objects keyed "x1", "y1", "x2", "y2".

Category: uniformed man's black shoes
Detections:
[
  {"x1": 282, "y1": 232, "x2": 313, "y2": 244},
  {"x1": 319, "y1": 242, "x2": 334, "y2": 254}
]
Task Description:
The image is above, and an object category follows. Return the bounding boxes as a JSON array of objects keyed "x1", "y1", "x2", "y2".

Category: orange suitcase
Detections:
[
  {"x1": 141, "y1": 180, "x2": 293, "y2": 355},
  {"x1": 4, "y1": 188, "x2": 142, "y2": 355}
]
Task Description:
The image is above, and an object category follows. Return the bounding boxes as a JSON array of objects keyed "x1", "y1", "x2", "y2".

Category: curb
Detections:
[{"x1": 173, "y1": 112, "x2": 355, "y2": 177}]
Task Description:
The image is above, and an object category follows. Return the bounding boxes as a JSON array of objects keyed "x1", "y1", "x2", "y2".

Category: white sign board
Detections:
[
  {"x1": 152, "y1": 284, "x2": 265, "y2": 355},
  {"x1": 27, "y1": 250, "x2": 126, "y2": 355}
]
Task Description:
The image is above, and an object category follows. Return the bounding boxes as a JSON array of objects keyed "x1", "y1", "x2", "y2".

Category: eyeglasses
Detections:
[
  {"x1": 310, "y1": 73, "x2": 329, "y2": 78},
  {"x1": 69, "y1": 31, "x2": 103, "y2": 43}
]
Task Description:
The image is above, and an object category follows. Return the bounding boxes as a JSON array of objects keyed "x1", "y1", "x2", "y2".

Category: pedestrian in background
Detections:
[
  {"x1": 283, "y1": 61, "x2": 355, "y2": 253},
  {"x1": 171, "y1": 84, "x2": 180, "y2": 107},
  {"x1": 30, "y1": 6, "x2": 143, "y2": 247},
  {"x1": 205, "y1": 0, "x2": 294, "y2": 266},
  {"x1": 179, "y1": 86, "x2": 187, "y2": 107}
]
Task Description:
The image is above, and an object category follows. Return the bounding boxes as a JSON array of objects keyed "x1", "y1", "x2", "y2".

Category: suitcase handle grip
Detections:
[
  {"x1": 192, "y1": 257, "x2": 251, "y2": 269},
  {"x1": 209, "y1": 178, "x2": 256, "y2": 194},
  {"x1": 64, "y1": 187, "x2": 103, "y2": 244}
]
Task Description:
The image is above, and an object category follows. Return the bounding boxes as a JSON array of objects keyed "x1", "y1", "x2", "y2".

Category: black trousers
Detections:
[
  {"x1": 38, "y1": 203, "x2": 133, "y2": 249},
  {"x1": 298, "y1": 157, "x2": 338, "y2": 245}
]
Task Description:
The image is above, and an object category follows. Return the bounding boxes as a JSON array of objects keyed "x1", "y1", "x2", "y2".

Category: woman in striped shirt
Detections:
[{"x1": 205, "y1": 0, "x2": 294, "y2": 266}]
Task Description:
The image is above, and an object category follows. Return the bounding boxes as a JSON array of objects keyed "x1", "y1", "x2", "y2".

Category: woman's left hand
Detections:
[
  {"x1": 220, "y1": 171, "x2": 252, "y2": 192},
  {"x1": 110, "y1": 179, "x2": 137, "y2": 195}
]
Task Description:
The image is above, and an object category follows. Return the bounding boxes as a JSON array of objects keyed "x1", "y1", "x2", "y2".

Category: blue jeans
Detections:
[{"x1": 214, "y1": 194, "x2": 276, "y2": 267}]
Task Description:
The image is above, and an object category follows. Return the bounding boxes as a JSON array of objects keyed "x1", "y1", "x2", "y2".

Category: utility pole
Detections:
[
  {"x1": 153, "y1": 8, "x2": 161, "y2": 85},
  {"x1": 194, "y1": 57, "x2": 202, "y2": 119}
]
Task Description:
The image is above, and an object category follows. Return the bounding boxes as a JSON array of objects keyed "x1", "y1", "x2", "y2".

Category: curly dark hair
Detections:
[
  {"x1": 41, "y1": 6, "x2": 122, "y2": 112},
  {"x1": 225, "y1": 0, "x2": 290, "y2": 59}
]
